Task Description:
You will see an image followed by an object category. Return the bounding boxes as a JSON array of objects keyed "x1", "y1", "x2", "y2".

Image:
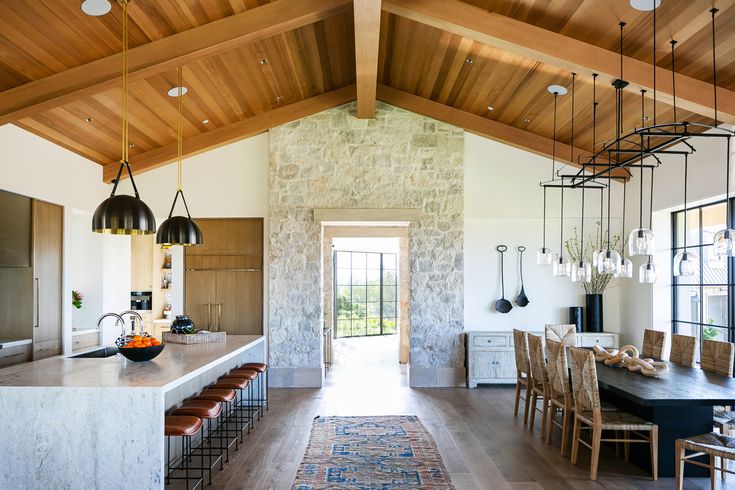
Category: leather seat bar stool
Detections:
[
  {"x1": 173, "y1": 399, "x2": 223, "y2": 485},
  {"x1": 165, "y1": 415, "x2": 203, "y2": 489},
  {"x1": 194, "y1": 388, "x2": 238, "y2": 459},
  {"x1": 210, "y1": 377, "x2": 252, "y2": 440},
  {"x1": 228, "y1": 368, "x2": 261, "y2": 421},
  {"x1": 239, "y1": 362, "x2": 269, "y2": 413},
  {"x1": 220, "y1": 372, "x2": 258, "y2": 427}
]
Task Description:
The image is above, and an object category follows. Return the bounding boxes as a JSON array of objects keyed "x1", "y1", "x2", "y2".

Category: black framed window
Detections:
[
  {"x1": 672, "y1": 200, "x2": 734, "y2": 359},
  {"x1": 334, "y1": 251, "x2": 398, "y2": 338}
]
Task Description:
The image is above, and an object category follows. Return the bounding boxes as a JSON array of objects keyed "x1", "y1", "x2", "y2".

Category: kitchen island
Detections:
[{"x1": 0, "y1": 335, "x2": 265, "y2": 490}]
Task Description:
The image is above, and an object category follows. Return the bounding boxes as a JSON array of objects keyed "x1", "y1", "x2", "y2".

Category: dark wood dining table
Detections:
[{"x1": 595, "y1": 359, "x2": 735, "y2": 477}]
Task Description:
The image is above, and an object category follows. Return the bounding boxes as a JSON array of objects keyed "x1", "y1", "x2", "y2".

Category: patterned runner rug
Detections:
[{"x1": 292, "y1": 415, "x2": 455, "y2": 489}]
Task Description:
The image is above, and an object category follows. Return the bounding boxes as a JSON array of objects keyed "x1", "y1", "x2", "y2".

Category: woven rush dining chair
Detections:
[
  {"x1": 642, "y1": 329, "x2": 666, "y2": 360},
  {"x1": 527, "y1": 333, "x2": 551, "y2": 436},
  {"x1": 669, "y1": 334, "x2": 697, "y2": 368},
  {"x1": 545, "y1": 338, "x2": 574, "y2": 455},
  {"x1": 545, "y1": 324, "x2": 577, "y2": 348},
  {"x1": 675, "y1": 432, "x2": 735, "y2": 488},
  {"x1": 569, "y1": 347, "x2": 659, "y2": 481},
  {"x1": 702, "y1": 339, "x2": 735, "y2": 478},
  {"x1": 512, "y1": 329, "x2": 532, "y2": 425}
]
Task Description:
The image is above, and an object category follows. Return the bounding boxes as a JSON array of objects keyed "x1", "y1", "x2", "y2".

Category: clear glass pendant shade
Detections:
[
  {"x1": 537, "y1": 247, "x2": 554, "y2": 265},
  {"x1": 571, "y1": 260, "x2": 592, "y2": 283},
  {"x1": 673, "y1": 250, "x2": 698, "y2": 277},
  {"x1": 639, "y1": 262, "x2": 657, "y2": 283},
  {"x1": 597, "y1": 249, "x2": 621, "y2": 275},
  {"x1": 592, "y1": 248, "x2": 604, "y2": 267},
  {"x1": 628, "y1": 228, "x2": 655, "y2": 256},
  {"x1": 613, "y1": 257, "x2": 633, "y2": 278},
  {"x1": 552, "y1": 255, "x2": 571, "y2": 277},
  {"x1": 713, "y1": 228, "x2": 735, "y2": 257}
]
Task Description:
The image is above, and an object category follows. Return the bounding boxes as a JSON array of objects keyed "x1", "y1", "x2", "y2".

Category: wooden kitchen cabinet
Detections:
[
  {"x1": 32, "y1": 200, "x2": 63, "y2": 359},
  {"x1": 131, "y1": 235, "x2": 154, "y2": 291},
  {"x1": 184, "y1": 218, "x2": 263, "y2": 334}
]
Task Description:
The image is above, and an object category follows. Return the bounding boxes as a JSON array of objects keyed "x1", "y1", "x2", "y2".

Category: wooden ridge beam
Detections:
[
  {"x1": 377, "y1": 84, "x2": 629, "y2": 178},
  {"x1": 0, "y1": 0, "x2": 352, "y2": 126},
  {"x1": 353, "y1": 0, "x2": 382, "y2": 118},
  {"x1": 103, "y1": 85, "x2": 357, "y2": 182},
  {"x1": 382, "y1": 0, "x2": 735, "y2": 125}
]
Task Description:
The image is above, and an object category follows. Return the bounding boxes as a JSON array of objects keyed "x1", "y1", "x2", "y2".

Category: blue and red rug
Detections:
[{"x1": 292, "y1": 415, "x2": 455, "y2": 489}]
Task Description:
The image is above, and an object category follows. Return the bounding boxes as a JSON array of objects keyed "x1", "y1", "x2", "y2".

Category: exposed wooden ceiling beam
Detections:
[
  {"x1": 377, "y1": 84, "x2": 629, "y2": 178},
  {"x1": 382, "y1": 0, "x2": 735, "y2": 125},
  {"x1": 104, "y1": 85, "x2": 357, "y2": 182},
  {"x1": 353, "y1": 0, "x2": 382, "y2": 118},
  {"x1": 0, "y1": 0, "x2": 351, "y2": 126}
]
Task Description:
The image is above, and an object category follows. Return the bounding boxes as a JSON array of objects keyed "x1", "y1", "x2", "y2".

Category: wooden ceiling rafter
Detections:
[
  {"x1": 0, "y1": 0, "x2": 352, "y2": 126},
  {"x1": 353, "y1": 0, "x2": 382, "y2": 118},
  {"x1": 377, "y1": 84, "x2": 629, "y2": 178},
  {"x1": 103, "y1": 84, "x2": 357, "y2": 182},
  {"x1": 382, "y1": 0, "x2": 735, "y2": 125}
]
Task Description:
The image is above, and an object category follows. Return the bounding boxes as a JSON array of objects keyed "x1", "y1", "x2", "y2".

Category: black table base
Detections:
[{"x1": 601, "y1": 389, "x2": 712, "y2": 477}]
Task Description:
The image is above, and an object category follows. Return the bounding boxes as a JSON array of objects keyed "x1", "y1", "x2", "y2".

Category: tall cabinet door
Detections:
[
  {"x1": 215, "y1": 270, "x2": 262, "y2": 334},
  {"x1": 32, "y1": 200, "x2": 63, "y2": 359},
  {"x1": 184, "y1": 270, "x2": 217, "y2": 330}
]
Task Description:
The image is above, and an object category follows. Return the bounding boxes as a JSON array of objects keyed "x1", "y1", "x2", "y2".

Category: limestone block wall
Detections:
[{"x1": 268, "y1": 102, "x2": 464, "y2": 387}]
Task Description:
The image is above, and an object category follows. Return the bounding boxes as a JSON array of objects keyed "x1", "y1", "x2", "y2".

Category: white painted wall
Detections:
[
  {"x1": 0, "y1": 124, "x2": 130, "y2": 352},
  {"x1": 619, "y1": 127, "x2": 735, "y2": 348},
  {"x1": 464, "y1": 133, "x2": 624, "y2": 333}
]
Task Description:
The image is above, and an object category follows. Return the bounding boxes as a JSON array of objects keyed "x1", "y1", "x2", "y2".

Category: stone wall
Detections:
[{"x1": 268, "y1": 102, "x2": 464, "y2": 387}]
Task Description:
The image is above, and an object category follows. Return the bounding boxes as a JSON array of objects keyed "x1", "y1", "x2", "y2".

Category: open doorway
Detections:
[{"x1": 322, "y1": 227, "x2": 409, "y2": 387}]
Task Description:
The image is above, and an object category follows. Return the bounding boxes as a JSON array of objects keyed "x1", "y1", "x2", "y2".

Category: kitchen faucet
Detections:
[
  {"x1": 119, "y1": 310, "x2": 144, "y2": 336},
  {"x1": 96, "y1": 313, "x2": 126, "y2": 341}
]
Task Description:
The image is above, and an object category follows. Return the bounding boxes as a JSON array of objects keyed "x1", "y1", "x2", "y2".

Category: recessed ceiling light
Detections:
[
  {"x1": 129, "y1": 143, "x2": 135, "y2": 149},
  {"x1": 487, "y1": 106, "x2": 494, "y2": 111},
  {"x1": 202, "y1": 119, "x2": 209, "y2": 125},
  {"x1": 629, "y1": 0, "x2": 661, "y2": 12},
  {"x1": 167, "y1": 86, "x2": 188, "y2": 97},
  {"x1": 465, "y1": 58, "x2": 473, "y2": 64},
  {"x1": 259, "y1": 58, "x2": 269, "y2": 65},
  {"x1": 643, "y1": 115, "x2": 650, "y2": 121},
  {"x1": 276, "y1": 95, "x2": 284, "y2": 103},
  {"x1": 85, "y1": 116, "x2": 93, "y2": 123},
  {"x1": 81, "y1": 0, "x2": 112, "y2": 16},
  {"x1": 523, "y1": 117, "x2": 532, "y2": 124},
  {"x1": 547, "y1": 84, "x2": 568, "y2": 95}
]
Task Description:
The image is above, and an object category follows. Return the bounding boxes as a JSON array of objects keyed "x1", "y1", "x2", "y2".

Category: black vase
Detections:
[
  {"x1": 568, "y1": 306, "x2": 583, "y2": 333},
  {"x1": 585, "y1": 294, "x2": 603, "y2": 333}
]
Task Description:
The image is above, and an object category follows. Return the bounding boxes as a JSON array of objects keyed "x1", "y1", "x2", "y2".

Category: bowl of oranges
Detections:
[{"x1": 118, "y1": 334, "x2": 164, "y2": 362}]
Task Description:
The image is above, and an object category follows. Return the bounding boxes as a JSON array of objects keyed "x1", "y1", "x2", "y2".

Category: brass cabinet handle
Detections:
[
  {"x1": 207, "y1": 303, "x2": 212, "y2": 329},
  {"x1": 34, "y1": 278, "x2": 39, "y2": 328},
  {"x1": 217, "y1": 303, "x2": 222, "y2": 331}
]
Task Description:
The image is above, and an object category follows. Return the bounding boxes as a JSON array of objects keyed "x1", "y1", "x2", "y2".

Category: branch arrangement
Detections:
[{"x1": 564, "y1": 222, "x2": 623, "y2": 295}]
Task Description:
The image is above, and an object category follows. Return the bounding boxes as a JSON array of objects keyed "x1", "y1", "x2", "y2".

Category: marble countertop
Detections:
[
  {"x1": 0, "y1": 335, "x2": 263, "y2": 390},
  {"x1": 0, "y1": 338, "x2": 32, "y2": 348}
]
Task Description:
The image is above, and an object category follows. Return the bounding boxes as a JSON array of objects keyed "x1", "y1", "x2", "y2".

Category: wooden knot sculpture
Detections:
[{"x1": 593, "y1": 344, "x2": 669, "y2": 378}]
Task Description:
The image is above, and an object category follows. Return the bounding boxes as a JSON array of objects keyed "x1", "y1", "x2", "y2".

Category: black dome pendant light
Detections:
[
  {"x1": 156, "y1": 66, "x2": 203, "y2": 247},
  {"x1": 92, "y1": 0, "x2": 155, "y2": 235}
]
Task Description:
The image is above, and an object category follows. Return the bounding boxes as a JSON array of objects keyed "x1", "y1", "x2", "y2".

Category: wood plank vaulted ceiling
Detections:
[{"x1": 0, "y1": 0, "x2": 733, "y2": 182}]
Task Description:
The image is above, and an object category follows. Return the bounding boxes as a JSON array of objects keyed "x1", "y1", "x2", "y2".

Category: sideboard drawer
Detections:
[
  {"x1": 578, "y1": 334, "x2": 616, "y2": 348},
  {"x1": 473, "y1": 335, "x2": 507, "y2": 348}
]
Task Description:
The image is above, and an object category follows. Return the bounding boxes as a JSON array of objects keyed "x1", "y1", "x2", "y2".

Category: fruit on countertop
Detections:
[{"x1": 121, "y1": 335, "x2": 162, "y2": 349}]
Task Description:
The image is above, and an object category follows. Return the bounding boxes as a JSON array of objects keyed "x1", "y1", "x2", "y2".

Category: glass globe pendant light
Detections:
[
  {"x1": 545, "y1": 86, "x2": 570, "y2": 277},
  {"x1": 673, "y1": 154, "x2": 698, "y2": 277},
  {"x1": 707, "y1": 9, "x2": 735, "y2": 257},
  {"x1": 614, "y1": 182, "x2": 633, "y2": 278},
  {"x1": 639, "y1": 259, "x2": 657, "y2": 283},
  {"x1": 156, "y1": 67, "x2": 203, "y2": 247},
  {"x1": 536, "y1": 187, "x2": 554, "y2": 265},
  {"x1": 92, "y1": 0, "x2": 155, "y2": 235}
]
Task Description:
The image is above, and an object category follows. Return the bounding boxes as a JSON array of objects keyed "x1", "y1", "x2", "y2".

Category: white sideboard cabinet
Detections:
[{"x1": 466, "y1": 330, "x2": 619, "y2": 388}]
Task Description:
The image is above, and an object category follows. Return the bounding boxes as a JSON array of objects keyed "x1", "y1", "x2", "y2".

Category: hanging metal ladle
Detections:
[
  {"x1": 495, "y1": 245, "x2": 513, "y2": 313},
  {"x1": 516, "y1": 246, "x2": 529, "y2": 307}
]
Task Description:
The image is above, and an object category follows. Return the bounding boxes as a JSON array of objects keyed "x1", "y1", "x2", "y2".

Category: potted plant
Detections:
[{"x1": 565, "y1": 223, "x2": 622, "y2": 333}]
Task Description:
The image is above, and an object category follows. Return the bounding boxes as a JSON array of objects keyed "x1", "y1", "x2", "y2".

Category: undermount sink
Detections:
[{"x1": 70, "y1": 347, "x2": 120, "y2": 359}]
